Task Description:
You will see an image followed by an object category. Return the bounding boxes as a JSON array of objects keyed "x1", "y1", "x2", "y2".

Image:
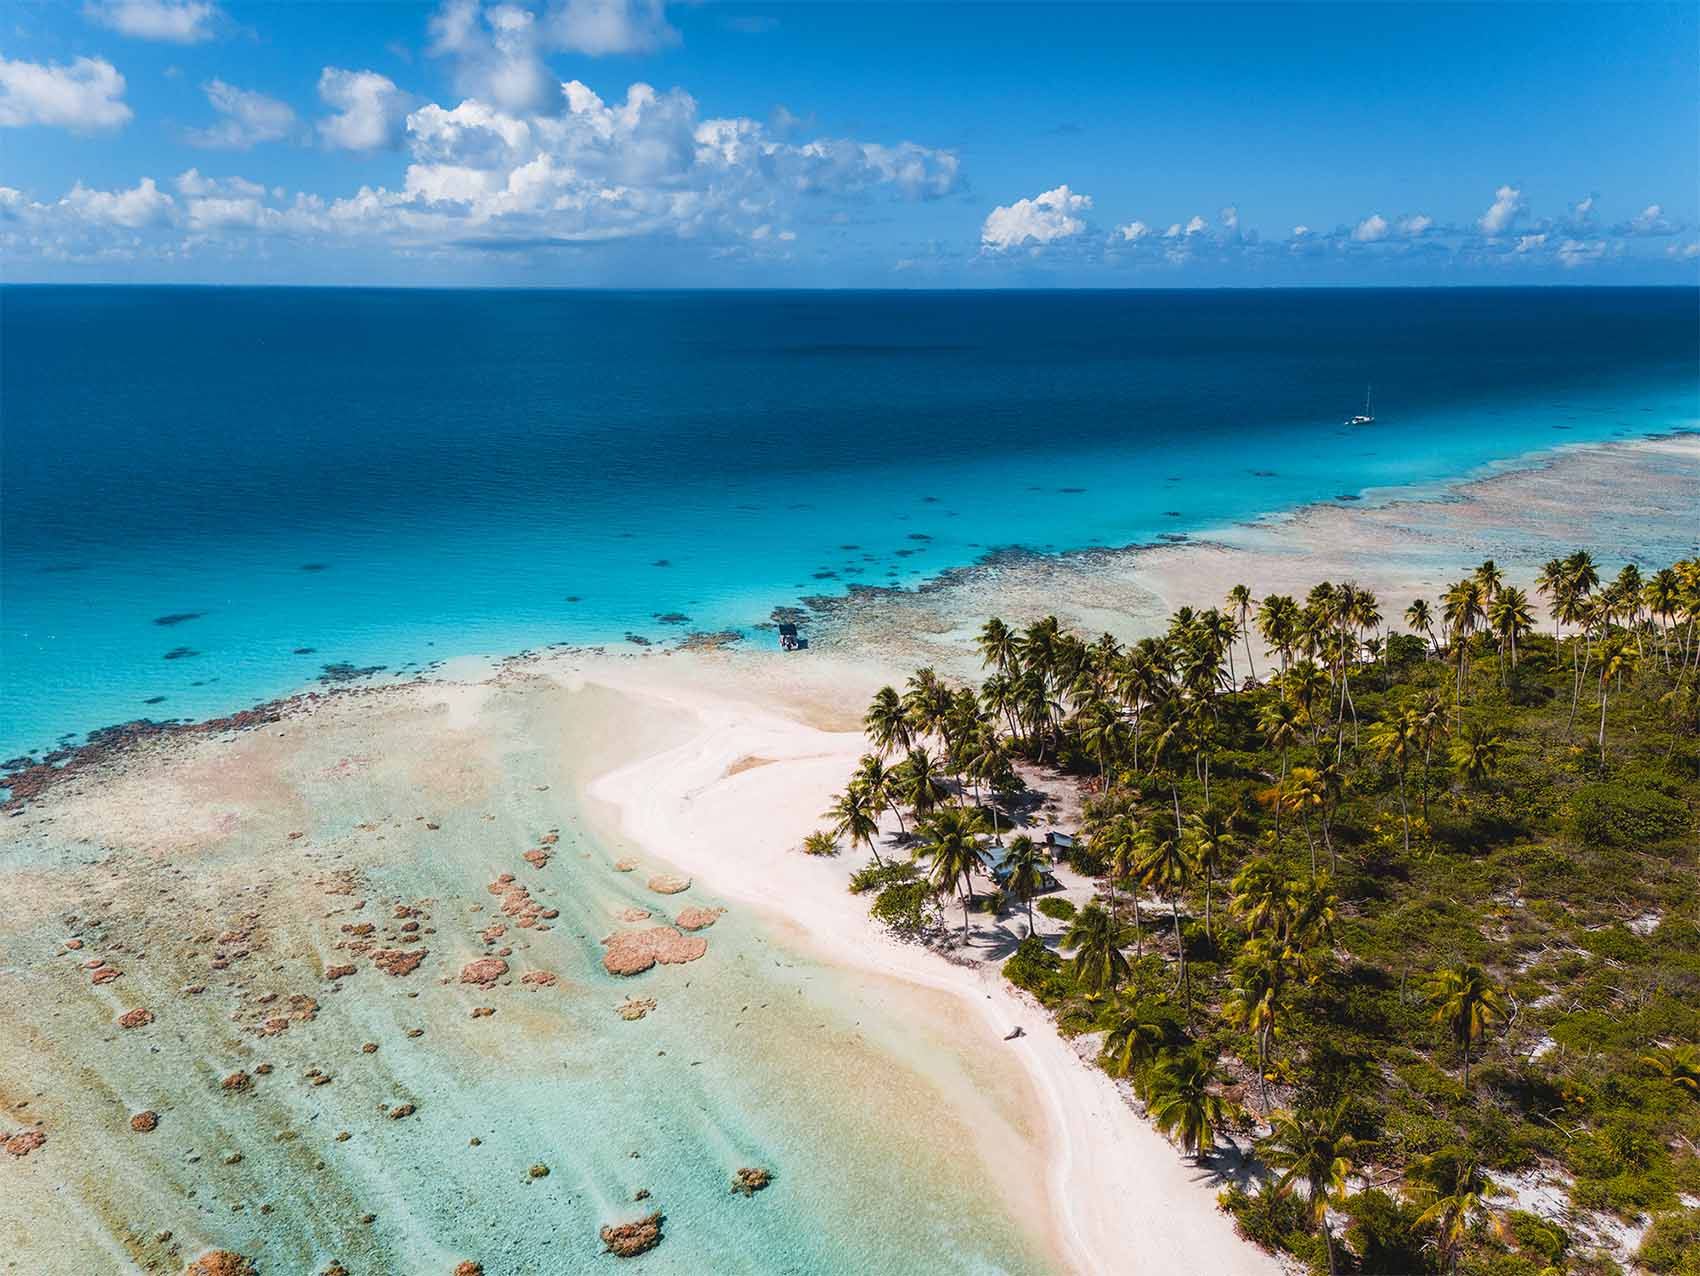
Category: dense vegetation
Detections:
[{"x1": 823, "y1": 554, "x2": 1700, "y2": 1276}]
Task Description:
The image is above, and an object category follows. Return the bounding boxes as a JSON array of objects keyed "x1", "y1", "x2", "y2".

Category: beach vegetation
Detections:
[{"x1": 838, "y1": 551, "x2": 1700, "y2": 1275}]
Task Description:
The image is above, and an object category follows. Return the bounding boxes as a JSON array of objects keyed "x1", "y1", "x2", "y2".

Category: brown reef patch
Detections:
[
  {"x1": 674, "y1": 906, "x2": 724, "y2": 931},
  {"x1": 600, "y1": 1211, "x2": 664, "y2": 1258},
  {"x1": 646, "y1": 874, "x2": 690, "y2": 895},
  {"x1": 601, "y1": 927, "x2": 707, "y2": 976}
]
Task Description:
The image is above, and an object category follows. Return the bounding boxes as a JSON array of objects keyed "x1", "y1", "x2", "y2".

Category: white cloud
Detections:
[
  {"x1": 0, "y1": 55, "x2": 132, "y2": 132},
  {"x1": 1556, "y1": 237, "x2": 1604, "y2": 268},
  {"x1": 1162, "y1": 222, "x2": 1181, "y2": 238},
  {"x1": 83, "y1": 0, "x2": 219, "y2": 43},
  {"x1": 980, "y1": 185, "x2": 1091, "y2": 250},
  {"x1": 1623, "y1": 203, "x2": 1675, "y2": 236},
  {"x1": 1292, "y1": 224, "x2": 1310, "y2": 236},
  {"x1": 61, "y1": 177, "x2": 174, "y2": 226},
  {"x1": 1399, "y1": 214, "x2": 1432, "y2": 236},
  {"x1": 1513, "y1": 233, "x2": 1546, "y2": 254},
  {"x1": 430, "y1": 0, "x2": 562, "y2": 115},
  {"x1": 1116, "y1": 219, "x2": 1149, "y2": 241},
  {"x1": 1219, "y1": 204, "x2": 1239, "y2": 231},
  {"x1": 1667, "y1": 241, "x2": 1699, "y2": 260},
  {"x1": 1570, "y1": 194, "x2": 1595, "y2": 224},
  {"x1": 1352, "y1": 213, "x2": 1388, "y2": 242},
  {"x1": 317, "y1": 68, "x2": 411, "y2": 151},
  {"x1": 1183, "y1": 214, "x2": 1207, "y2": 236},
  {"x1": 1478, "y1": 184, "x2": 1522, "y2": 235},
  {"x1": 189, "y1": 79, "x2": 297, "y2": 149},
  {"x1": 547, "y1": 0, "x2": 679, "y2": 55}
]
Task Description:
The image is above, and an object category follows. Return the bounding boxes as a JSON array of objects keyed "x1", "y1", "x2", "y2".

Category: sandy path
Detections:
[{"x1": 578, "y1": 662, "x2": 1281, "y2": 1276}]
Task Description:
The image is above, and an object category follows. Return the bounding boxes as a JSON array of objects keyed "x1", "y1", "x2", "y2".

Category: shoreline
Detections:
[{"x1": 6, "y1": 428, "x2": 1696, "y2": 807}]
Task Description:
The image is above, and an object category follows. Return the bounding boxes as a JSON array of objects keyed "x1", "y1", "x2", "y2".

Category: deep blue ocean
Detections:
[{"x1": 3, "y1": 286, "x2": 1696, "y2": 761}]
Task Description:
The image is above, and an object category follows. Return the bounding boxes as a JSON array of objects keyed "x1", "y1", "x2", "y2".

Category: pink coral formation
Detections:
[
  {"x1": 185, "y1": 1253, "x2": 256, "y2": 1276},
  {"x1": 130, "y1": 1111, "x2": 158, "y2": 1133},
  {"x1": 371, "y1": 948, "x2": 426, "y2": 977},
  {"x1": 520, "y1": 971, "x2": 558, "y2": 990},
  {"x1": 646, "y1": 874, "x2": 690, "y2": 895},
  {"x1": 601, "y1": 927, "x2": 708, "y2": 976},
  {"x1": 459, "y1": 957, "x2": 507, "y2": 986},
  {"x1": 674, "y1": 907, "x2": 725, "y2": 932},
  {"x1": 3, "y1": 1130, "x2": 46, "y2": 1158},
  {"x1": 325, "y1": 964, "x2": 357, "y2": 980},
  {"x1": 600, "y1": 1211, "x2": 664, "y2": 1258}
]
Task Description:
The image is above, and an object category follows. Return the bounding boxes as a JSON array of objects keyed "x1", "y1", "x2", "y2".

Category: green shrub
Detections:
[
  {"x1": 1003, "y1": 935, "x2": 1073, "y2": 1005},
  {"x1": 1636, "y1": 1208, "x2": 1700, "y2": 1276},
  {"x1": 870, "y1": 881, "x2": 932, "y2": 938},
  {"x1": 1344, "y1": 1188, "x2": 1429, "y2": 1274},
  {"x1": 1037, "y1": 896, "x2": 1077, "y2": 921},
  {"x1": 849, "y1": 860, "x2": 918, "y2": 895},
  {"x1": 1569, "y1": 782, "x2": 1689, "y2": 848}
]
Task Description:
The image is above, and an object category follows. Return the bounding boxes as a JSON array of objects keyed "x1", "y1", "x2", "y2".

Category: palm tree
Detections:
[
  {"x1": 1593, "y1": 632, "x2": 1639, "y2": 764},
  {"x1": 916, "y1": 806, "x2": 990, "y2": 945},
  {"x1": 1405, "y1": 597, "x2": 1437, "y2": 655},
  {"x1": 1146, "y1": 1050, "x2": 1236, "y2": 1160},
  {"x1": 1488, "y1": 585, "x2": 1535, "y2": 678},
  {"x1": 1257, "y1": 593, "x2": 1300, "y2": 680},
  {"x1": 1181, "y1": 813, "x2": 1232, "y2": 946},
  {"x1": 864, "y1": 686, "x2": 911, "y2": 757},
  {"x1": 1409, "y1": 1154, "x2": 1494, "y2": 1276},
  {"x1": 1230, "y1": 857, "x2": 1296, "y2": 941},
  {"x1": 1227, "y1": 583, "x2": 1258, "y2": 683},
  {"x1": 1137, "y1": 832, "x2": 1197, "y2": 1004},
  {"x1": 1441, "y1": 577, "x2": 1487, "y2": 700},
  {"x1": 1368, "y1": 709, "x2": 1419, "y2": 854},
  {"x1": 1000, "y1": 834, "x2": 1046, "y2": 933},
  {"x1": 825, "y1": 785, "x2": 883, "y2": 866},
  {"x1": 1258, "y1": 694, "x2": 1301, "y2": 788},
  {"x1": 976, "y1": 617, "x2": 1018, "y2": 672},
  {"x1": 855, "y1": 753, "x2": 906, "y2": 836},
  {"x1": 1424, "y1": 963, "x2": 1508, "y2": 1088},
  {"x1": 896, "y1": 747, "x2": 949, "y2": 819},
  {"x1": 1640, "y1": 1043, "x2": 1700, "y2": 1098},
  {"x1": 1448, "y1": 721, "x2": 1505, "y2": 790},
  {"x1": 1225, "y1": 937, "x2": 1292, "y2": 1112},
  {"x1": 1411, "y1": 689, "x2": 1450, "y2": 821},
  {"x1": 1282, "y1": 766, "x2": 1328, "y2": 877},
  {"x1": 802, "y1": 830, "x2": 839, "y2": 856},
  {"x1": 1063, "y1": 902, "x2": 1129, "y2": 997},
  {"x1": 1263, "y1": 1101, "x2": 1358, "y2": 1276},
  {"x1": 1103, "y1": 999, "x2": 1166, "y2": 1082}
]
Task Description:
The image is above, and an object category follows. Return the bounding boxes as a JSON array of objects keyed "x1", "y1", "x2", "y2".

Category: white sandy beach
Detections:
[{"x1": 577, "y1": 653, "x2": 1282, "y2": 1276}]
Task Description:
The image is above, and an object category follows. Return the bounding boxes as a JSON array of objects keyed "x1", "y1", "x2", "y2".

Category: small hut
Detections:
[
  {"x1": 777, "y1": 623, "x2": 800, "y2": 652},
  {"x1": 1043, "y1": 830, "x2": 1076, "y2": 865}
]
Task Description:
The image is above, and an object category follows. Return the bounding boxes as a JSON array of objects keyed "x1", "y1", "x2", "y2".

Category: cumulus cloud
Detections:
[
  {"x1": 1116, "y1": 219, "x2": 1149, "y2": 241},
  {"x1": 1556, "y1": 237, "x2": 1605, "y2": 268},
  {"x1": 62, "y1": 177, "x2": 175, "y2": 226},
  {"x1": 1352, "y1": 213, "x2": 1388, "y2": 242},
  {"x1": 980, "y1": 185, "x2": 1091, "y2": 250},
  {"x1": 189, "y1": 79, "x2": 297, "y2": 149},
  {"x1": 1620, "y1": 203, "x2": 1677, "y2": 236},
  {"x1": 0, "y1": 55, "x2": 132, "y2": 132},
  {"x1": 317, "y1": 68, "x2": 411, "y2": 151},
  {"x1": 547, "y1": 0, "x2": 679, "y2": 55},
  {"x1": 430, "y1": 0, "x2": 562, "y2": 114},
  {"x1": 1478, "y1": 184, "x2": 1522, "y2": 235},
  {"x1": 83, "y1": 0, "x2": 219, "y2": 43},
  {"x1": 1399, "y1": 214, "x2": 1432, "y2": 236}
]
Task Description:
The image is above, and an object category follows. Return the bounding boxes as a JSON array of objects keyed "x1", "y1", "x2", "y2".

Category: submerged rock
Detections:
[
  {"x1": 130, "y1": 1111, "x2": 158, "y2": 1133},
  {"x1": 616, "y1": 997, "x2": 657, "y2": 1021},
  {"x1": 185, "y1": 1253, "x2": 256, "y2": 1276},
  {"x1": 646, "y1": 874, "x2": 690, "y2": 895},
  {"x1": 600, "y1": 1211, "x2": 664, "y2": 1258},
  {"x1": 117, "y1": 1007, "x2": 155, "y2": 1029},
  {"x1": 674, "y1": 906, "x2": 724, "y2": 932},
  {"x1": 601, "y1": 927, "x2": 707, "y2": 976},
  {"x1": 731, "y1": 1167, "x2": 773, "y2": 1196},
  {"x1": 3, "y1": 1130, "x2": 46, "y2": 1158},
  {"x1": 459, "y1": 957, "x2": 507, "y2": 986}
]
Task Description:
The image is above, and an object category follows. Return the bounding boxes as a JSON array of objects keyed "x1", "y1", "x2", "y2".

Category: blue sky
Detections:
[{"x1": 3, "y1": 0, "x2": 1696, "y2": 285}]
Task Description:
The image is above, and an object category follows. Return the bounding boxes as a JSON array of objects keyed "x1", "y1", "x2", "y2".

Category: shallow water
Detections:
[
  {"x1": 4, "y1": 286, "x2": 1697, "y2": 758},
  {"x1": 0, "y1": 679, "x2": 1055, "y2": 1274}
]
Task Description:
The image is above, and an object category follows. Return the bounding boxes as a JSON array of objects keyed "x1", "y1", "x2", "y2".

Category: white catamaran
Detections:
[{"x1": 1345, "y1": 385, "x2": 1375, "y2": 426}]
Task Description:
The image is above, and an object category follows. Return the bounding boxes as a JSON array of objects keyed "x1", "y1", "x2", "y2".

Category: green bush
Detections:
[
  {"x1": 1003, "y1": 935, "x2": 1073, "y2": 1005},
  {"x1": 849, "y1": 860, "x2": 918, "y2": 895},
  {"x1": 1504, "y1": 1210, "x2": 1568, "y2": 1264},
  {"x1": 1344, "y1": 1188, "x2": 1430, "y2": 1274},
  {"x1": 1569, "y1": 781, "x2": 1689, "y2": 848},
  {"x1": 870, "y1": 881, "x2": 932, "y2": 938},
  {"x1": 1037, "y1": 896, "x2": 1077, "y2": 921},
  {"x1": 1637, "y1": 1208, "x2": 1700, "y2": 1276}
]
